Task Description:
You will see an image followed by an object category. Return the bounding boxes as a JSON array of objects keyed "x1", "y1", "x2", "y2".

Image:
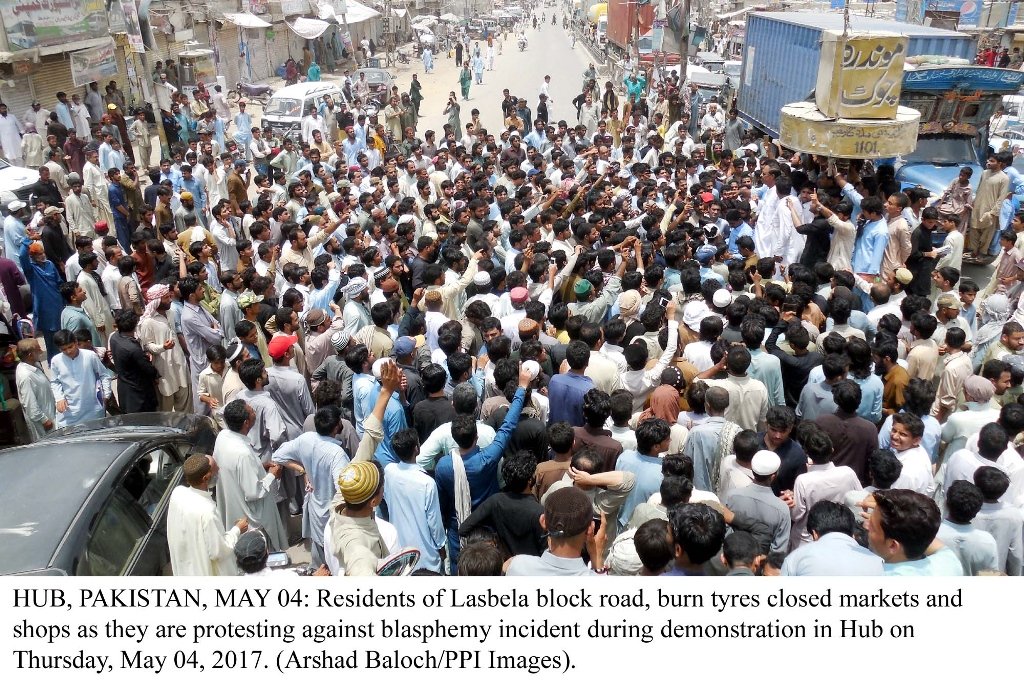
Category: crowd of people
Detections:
[{"x1": 0, "y1": 12, "x2": 1022, "y2": 580}]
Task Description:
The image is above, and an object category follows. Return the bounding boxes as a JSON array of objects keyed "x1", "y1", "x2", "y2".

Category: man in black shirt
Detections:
[
  {"x1": 412, "y1": 363, "x2": 456, "y2": 442},
  {"x1": 28, "y1": 165, "x2": 63, "y2": 207},
  {"x1": 459, "y1": 449, "x2": 546, "y2": 557}
]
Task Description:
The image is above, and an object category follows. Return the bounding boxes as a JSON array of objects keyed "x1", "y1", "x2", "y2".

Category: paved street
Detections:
[
  {"x1": 237, "y1": 21, "x2": 591, "y2": 142},
  {"x1": 396, "y1": 21, "x2": 590, "y2": 136}
]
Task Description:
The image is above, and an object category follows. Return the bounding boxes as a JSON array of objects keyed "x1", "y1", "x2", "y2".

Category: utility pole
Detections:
[{"x1": 680, "y1": 0, "x2": 691, "y2": 62}]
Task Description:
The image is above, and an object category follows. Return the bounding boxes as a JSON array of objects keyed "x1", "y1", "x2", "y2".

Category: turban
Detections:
[{"x1": 142, "y1": 283, "x2": 170, "y2": 320}]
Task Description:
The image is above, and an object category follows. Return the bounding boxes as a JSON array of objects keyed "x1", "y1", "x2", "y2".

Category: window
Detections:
[
  {"x1": 74, "y1": 486, "x2": 150, "y2": 576},
  {"x1": 125, "y1": 447, "x2": 181, "y2": 519},
  {"x1": 74, "y1": 445, "x2": 184, "y2": 576}
]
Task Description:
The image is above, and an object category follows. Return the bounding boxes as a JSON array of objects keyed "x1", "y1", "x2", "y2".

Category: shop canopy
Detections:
[
  {"x1": 223, "y1": 12, "x2": 272, "y2": 28},
  {"x1": 287, "y1": 17, "x2": 332, "y2": 39},
  {"x1": 341, "y1": 0, "x2": 381, "y2": 24}
]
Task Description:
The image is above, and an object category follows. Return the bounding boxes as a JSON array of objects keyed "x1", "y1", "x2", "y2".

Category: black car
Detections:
[{"x1": 0, "y1": 414, "x2": 217, "y2": 576}]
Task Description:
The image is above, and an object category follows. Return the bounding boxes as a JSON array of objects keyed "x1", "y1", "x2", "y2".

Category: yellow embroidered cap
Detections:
[{"x1": 338, "y1": 461, "x2": 380, "y2": 505}]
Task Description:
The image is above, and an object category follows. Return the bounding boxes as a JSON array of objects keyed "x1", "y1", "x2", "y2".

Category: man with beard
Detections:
[{"x1": 139, "y1": 283, "x2": 191, "y2": 412}]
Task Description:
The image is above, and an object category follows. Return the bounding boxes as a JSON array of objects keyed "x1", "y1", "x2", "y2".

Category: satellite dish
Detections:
[{"x1": 376, "y1": 548, "x2": 420, "y2": 576}]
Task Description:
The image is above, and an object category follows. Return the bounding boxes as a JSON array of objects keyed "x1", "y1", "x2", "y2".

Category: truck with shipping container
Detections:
[
  {"x1": 606, "y1": 0, "x2": 653, "y2": 53},
  {"x1": 737, "y1": 12, "x2": 1024, "y2": 198}
]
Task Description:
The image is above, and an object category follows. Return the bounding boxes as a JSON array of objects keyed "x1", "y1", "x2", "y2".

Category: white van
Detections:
[{"x1": 262, "y1": 82, "x2": 349, "y2": 139}]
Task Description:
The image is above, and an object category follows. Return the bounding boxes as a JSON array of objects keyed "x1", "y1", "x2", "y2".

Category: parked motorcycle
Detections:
[{"x1": 228, "y1": 81, "x2": 274, "y2": 107}]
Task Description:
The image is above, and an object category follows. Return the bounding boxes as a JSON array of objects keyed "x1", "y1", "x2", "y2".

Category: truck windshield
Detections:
[{"x1": 903, "y1": 134, "x2": 979, "y2": 166}]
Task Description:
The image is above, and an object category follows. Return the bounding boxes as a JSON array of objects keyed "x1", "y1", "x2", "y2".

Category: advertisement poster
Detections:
[
  {"x1": 0, "y1": 0, "x2": 109, "y2": 50},
  {"x1": 70, "y1": 38, "x2": 120, "y2": 87},
  {"x1": 121, "y1": 0, "x2": 146, "y2": 53},
  {"x1": 895, "y1": 0, "x2": 983, "y2": 26}
]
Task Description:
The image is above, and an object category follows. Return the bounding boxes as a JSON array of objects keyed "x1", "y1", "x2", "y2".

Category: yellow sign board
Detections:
[
  {"x1": 779, "y1": 102, "x2": 920, "y2": 159},
  {"x1": 815, "y1": 31, "x2": 908, "y2": 121}
]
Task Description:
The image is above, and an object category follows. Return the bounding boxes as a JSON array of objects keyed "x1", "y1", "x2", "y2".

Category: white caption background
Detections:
[{"x1": 0, "y1": 578, "x2": 1016, "y2": 679}]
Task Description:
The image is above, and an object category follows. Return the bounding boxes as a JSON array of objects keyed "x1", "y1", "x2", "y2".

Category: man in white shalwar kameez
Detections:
[
  {"x1": 167, "y1": 453, "x2": 247, "y2": 576},
  {"x1": 138, "y1": 284, "x2": 191, "y2": 412},
  {"x1": 64, "y1": 177, "x2": 97, "y2": 240},
  {"x1": 755, "y1": 180, "x2": 784, "y2": 261},
  {"x1": 14, "y1": 340, "x2": 56, "y2": 442},
  {"x1": 213, "y1": 400, "x2": 288, "y2": 550},
  {"x1": 778, "y1": 191, "x2": 804, "y2": 267},
  {"x1": 272, "y1": 406, "x2": 350, "y2": 567},
  {"x1": 82, "y1": 148, "x2": 114, "y2": 226},
  {"x1": 0, "y1": 103, "x2": 24, "y2": 166},
  {"x1": 77, "y1": 256, "x2": 111, "y2": 343}
]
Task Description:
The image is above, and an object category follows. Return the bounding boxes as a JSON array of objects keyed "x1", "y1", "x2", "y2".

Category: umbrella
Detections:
[
  {"x1": 416, "y1": 15, "x2": 439, "y2": 23},
  {"x1": 440, "y1": 13, "x2": 460, "y2": 22}
]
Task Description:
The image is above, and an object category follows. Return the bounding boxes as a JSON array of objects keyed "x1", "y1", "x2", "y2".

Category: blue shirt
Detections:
[
  {"x1": 374, "y1": 393, "x2": 409, "y2": 466},
  {"x1": 699, "y1": 266, "x2": 724, "y2": 284},
  {"x1": 4, "y1": 215, "x2": 26, "y2": 269},
  {"x1": 663, "y1": 267, "x2": 681, "y2": 290},
  {"x1": 352, "y1": 373, "x2": 376, "y2": 437},
  {"x1": 383, "y1": 461, "x2": 446, "y2": 572},
  {"x1": 883, "y1": 548, "x2": 964, "y2": 576},
  {"x1": 852, "y1": 373, "x2": 884, "y2": 424},
  {"x1": 727, "y1": 221, "x2": 753, "y2": 255},
  {"x1": 851, "y1": 218, "x2": 889, "y2": 275},
  {"x1": 546, "y1": 373, "x2": 594, "y2": 426},
  {"x1": 435, "y1": 388, "x2": 528, "y2": 569},
  {"x1": 50, "y1": 349, "x2": 109, "y2": 425},
  {"x1": 841, "y1": 183, "x2": 863, "y2": 222},
  {"x1": 961, "y1": 303, "x2": 978, "y2": 336},
  {"x1": 781, "y1": 532, "x2": 884, "y2": 576},
  {"x1": 18, "y1": 242, "x2": 63, "y2": 332},
  {"x1": 180, "y1": 176, "x2": 206, "y2": 213},
  {"x1": 160, "y1": 168, "x2": 184, "y2": 193},
  {"x1": 614, "y1": 450, "x2": 664, "y2": 529},
  {"x1": 108, "y1": 183, "x2": 129, "y2": 225}
]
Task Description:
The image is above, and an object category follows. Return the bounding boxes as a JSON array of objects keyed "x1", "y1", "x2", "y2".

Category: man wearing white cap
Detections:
[
  {"x1": 465, "y1": 270, "x2": 500, "y2": 310},
  {"x1": 4, "y1": 201, "x2": 28, "y2": 268},
  {"x1": 722, "y1": 449, "x2": 791, "y2": 553}
]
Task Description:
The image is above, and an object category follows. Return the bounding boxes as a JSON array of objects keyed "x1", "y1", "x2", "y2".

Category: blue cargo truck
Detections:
[{"x1": 737, "y1": 12, "x2": 1024, "y2": 197}]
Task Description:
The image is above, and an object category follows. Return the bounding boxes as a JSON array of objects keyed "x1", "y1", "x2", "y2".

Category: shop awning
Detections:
[
  {"x1": 0, "y1": 49, "x2": 38, "y2": 64},
  {"x1": 341, "y1": 0, "x2": 381, "y2": 24},
  {"x1": 716, "y1": 8, "x2": 751, "y2": 20},
  {"x1": 287, "y1": 17, "x2": 332, "y2": 38},
  {"x1": 224, "y1": 12, "x2": 272, "y2": 28}
]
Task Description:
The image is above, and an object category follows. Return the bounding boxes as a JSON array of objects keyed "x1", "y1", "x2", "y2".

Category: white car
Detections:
[
  {"x1": 989, "y1": 128, "x2": 1024, "y2": 154},
  {"x1": 0, "y1": 158, "x2": 38, "y2": 210}
]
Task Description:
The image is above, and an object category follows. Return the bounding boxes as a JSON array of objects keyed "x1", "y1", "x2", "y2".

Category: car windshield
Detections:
[
  {"x1": 903, "y1": 134, "x2": 979, "y2": 166},
  {"x1": 264, "y1": 97, "x2": 302, "y2": 117},
  {"x1": 361, "y1": 71, "x2": 389, "y2": 84}
]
